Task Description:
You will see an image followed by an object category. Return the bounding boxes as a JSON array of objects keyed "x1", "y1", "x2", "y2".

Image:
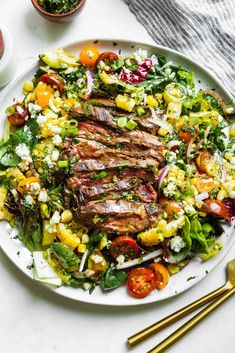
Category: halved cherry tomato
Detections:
[
  {"x1": 159, "y1": 198, "x2": 182, "y2": 218},
  {"x1": 127, "y1": 267, "x2": 157, "y2": 298},
  {"x1": 196, "y1": 149, "x2": 212, "y2": 174},
  {"x1": 6, "y1": 104, "x2": 28, "y2": 126},
  {"x1": 79, "y1": 47, "x2": 100, "y2": 68},
  {"x1": 17, "y1": 176, "x2": 40, "y2": 194},
  {"x1": 201, "y1": 199, "x2": 228, "y2": 220},
  {"x1": 110, "y1": 235, "x2": 140, "y2": 260},
  {"x1": 148, "y1": 263, "x2": 169, "y2": 290},
  {"x1": 178, "y1": 129, "x2": 193, "y2": 143},
  {"x1": 38, "y1": 73, "x2": 64, "y2": 94},
  {"x1": 192, "y1": 177, "x2": 215, "y2": 193},
  {"x1": 96, "y1": 51, "x2": 119, "y2": 67},
  {"x1": 35, "y1": 82, "x2": 53, "y2": 108}
]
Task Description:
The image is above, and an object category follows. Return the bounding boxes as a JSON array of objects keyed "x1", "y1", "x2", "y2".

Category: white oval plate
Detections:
[{"x1": 0, "y1": 39, "x2": 234, "y2": 306}]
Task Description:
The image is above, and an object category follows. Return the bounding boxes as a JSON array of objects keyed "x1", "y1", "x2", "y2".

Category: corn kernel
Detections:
[
  {"x1": 146, "y1": 95, "x2": 159, "y2": 108},
  {"x1": 25, "y1": 171, "x2": 32, "y2": 178},
  {"x1": 158, "y1": 127, "x2": 169, "y2": 136},
  {"x1": 61, "y1": 210, "x2": 73, "y2": 223},
  {"x1": 217, "y1": 189, "x2": 227, "y2": 201},
  {"x1": 224, "y1": 152, "x2": 232, "y2": 161},
  {"x1": 23, "y1": 81, "x2": 34, "y2": 92},
  {"x1": 78, "y1": 244, "x2": 86, "y2": 253},
  {"x1": 115, "y1": 95, "x2": 135, "y2": 112},
  {"x1": 230, "y1": 123, "x2": 235, "y2": 137},
  {"x1": 38, "y1": 167, "x2": 44, "y2": 174}
]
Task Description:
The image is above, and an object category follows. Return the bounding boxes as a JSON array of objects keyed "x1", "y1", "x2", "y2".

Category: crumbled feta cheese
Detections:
[
  {"x1": 116, "y1": 255, "x2": 125, "y2": 265},
  {"x1": 29, "y1": 182, "x2": 41, "y2": 196},
  {"x1": 45, "y1": 223, "x2": 57, "y2": 234},
  {"x1": 90, "y1": 254, "x2": 103, "y2": 264},
  {"x1": 45, "y1": 155, "x2": 53, "y2": 167},
  {"x1": 25, "y1": 195, "x2": 34, "y2": 206},
  {"x1": 163, "y1": 181, "x2": 178, "y2": 197},
  {"x1": 47, "y1": 123, "x2": 62, "y2": 134},
  {"x1": 28, "y1": 103, "x2": 41, "y2": 118},
  {"x1": 15, "y1": 143, "x2": 31, "y2": 161},
  {"x1": 182, "y1": 202, "x2": 197, "y2": 216},
  {"x1": 52, "y1": 134, "x2": 62, "y2": 146},
  {"x1": 38, "y1": 189, "x2": 48, "y2": 202},
  {"x1": 50, "y1": 210, "x2": 60, "y2": 224},
  {"x1": 36, "y1": 114, "x2": 48, "y2": 127},
  {"x1": 170, "y1": 236, "x2": 186, "y2": 253},
  {"x1": 150, "y1": 54, "x2": 159, "y2": 66},
  {"x1": 165, "y1": 151, "x2": 177, "y2": 163},
  {"x1": 51, "y1": 149, "x2": 60, "y2": 161},
  {"x1": 133, "y1": 48, "x2": 148, "y2": 64}
]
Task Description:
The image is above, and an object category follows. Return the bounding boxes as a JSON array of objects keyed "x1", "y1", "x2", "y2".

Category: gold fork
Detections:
[{"x1": 128, "y1": 259, "x2": 235, "y2": 353}]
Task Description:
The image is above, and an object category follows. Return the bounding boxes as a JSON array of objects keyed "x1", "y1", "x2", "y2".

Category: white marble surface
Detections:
[{"x1": 0, "y1": 1, "x2": 235, "y2": 352}]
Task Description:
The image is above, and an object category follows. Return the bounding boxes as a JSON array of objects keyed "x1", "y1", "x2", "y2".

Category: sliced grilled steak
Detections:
[
  {"x1": 64, "y1": 138, "x2": 163, "y2": 160},
  {"x1": 67, "y1": 168, "x2": 153, "y2": 189},
  {"x1": 73, "y1": 156, "x2": 159, "y2": 171},
  {"x1": 78, "y1": 200, "x2": 147, "y2": 218},
  {"x1": 70, "y1": 104, "x2": 164, "y2": 133},
  {"x1": 102, "y1": 215, "x2": 150, "y2": 233}
]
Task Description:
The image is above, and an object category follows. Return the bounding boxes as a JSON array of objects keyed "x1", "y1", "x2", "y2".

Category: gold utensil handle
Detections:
[
  {"x1": 148, "y1": 286, "x2": 235, "y2": 353},
  {"x1": 128, "y1": 284, "x2": 229, "y2": 346}
]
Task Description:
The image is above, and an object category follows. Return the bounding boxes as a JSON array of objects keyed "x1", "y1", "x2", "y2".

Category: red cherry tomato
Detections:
[
  {"x1": 110, "y1": 235, "x2": 140, "y2": 260},
  {"x1": 6, "y1": 104, "x2": 28, "y2": 126},
  {"x1": 148, "y1": 263, "x2": 169, "y2": 290},
  {"x1": 96, "y1": 52, "x2": 119, "y2": 66},
  {"x1": 196, "y1": 149, "x2": 212, "y2": 174},
  {"x1": 127, "y1": 267, "x2": 157, "y2": 298},
  {"x1": 201, "y1": 199, "x2": 228, "y2": 220},
  {"x1": 178, "y1": 129, "x2": 193, "y2": 143},
  {"x1": 38, "y1": 73, "x2": 64, "y2": 94}
]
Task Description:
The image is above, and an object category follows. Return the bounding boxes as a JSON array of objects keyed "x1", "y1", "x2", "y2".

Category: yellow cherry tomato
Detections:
[
  {"x1": 17, "y1": 176, "x2": 40, "y2": 194},
  {"x1": 35, "y1": 82, "x2": 53, "y2": 108},
  {"x1": 79, "y1": 47, "x2": 100, "y2": 68}
]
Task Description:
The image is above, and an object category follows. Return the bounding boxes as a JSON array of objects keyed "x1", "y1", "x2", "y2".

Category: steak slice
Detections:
[
  {"x1": 78, "y1": 200, "x2": 147, "y2": 218},
  {"x1": 64, "y1": 138, "x2": 163, "y2": 160},
  {"x1": 67, "y1": 168, "x2": 154, "y2": 189},
  {"x1": 73, "y1": 155, "x2": 159, "y2": 171},
  {"x1": 70, "y1": 104, "x2": 164, "y2": 133}
]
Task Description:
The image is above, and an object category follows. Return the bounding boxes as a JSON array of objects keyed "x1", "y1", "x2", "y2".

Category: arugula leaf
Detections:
[{"x1": 100, "y1": 268, "x2": 128, "y2": 291}]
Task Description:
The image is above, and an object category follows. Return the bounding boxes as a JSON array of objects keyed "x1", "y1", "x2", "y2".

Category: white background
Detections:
[{"x1": 0, "y1": 1, "x2": 235, "y2": 352}]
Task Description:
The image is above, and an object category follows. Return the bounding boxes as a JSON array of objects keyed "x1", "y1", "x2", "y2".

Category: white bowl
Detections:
[{"x1": 0, "y1": 25, "x2": 16, "y2": 88}]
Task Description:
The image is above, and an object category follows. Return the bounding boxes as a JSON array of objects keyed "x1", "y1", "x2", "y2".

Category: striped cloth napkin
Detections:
[{"x1": 125, "y1": 0, "x2": 235, "y2": 99}]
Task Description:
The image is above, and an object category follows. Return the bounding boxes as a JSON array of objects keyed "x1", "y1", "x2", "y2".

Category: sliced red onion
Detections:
[
  {"x1": 85, "y1": 70, "x2": 94, "y2": 100},
  {"x1": 149, "y1": 108, "x2": 173, "y2": 134},
  {"x1": 158, "y1": 165, "x2": 169, "y2": 192},
  {"x1": 195, "y1": 192, "x2": 209, "y2": 202},
  {"x1": 116, "y1": 249, "x2": 163, "y2": 270}
]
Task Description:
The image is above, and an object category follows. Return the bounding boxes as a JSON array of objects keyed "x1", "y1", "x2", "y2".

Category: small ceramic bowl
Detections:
[
  {"x1": 31, "y1": 0, "x2": 86, "y2": 23},
  {"x1": 0, "y1": 25, "x2": 16, "y2": 88}
]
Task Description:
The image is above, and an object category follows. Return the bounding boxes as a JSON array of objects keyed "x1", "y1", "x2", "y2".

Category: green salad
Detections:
[{"x1": 0, "y1": 46, "x2": 234, "y2": 298}]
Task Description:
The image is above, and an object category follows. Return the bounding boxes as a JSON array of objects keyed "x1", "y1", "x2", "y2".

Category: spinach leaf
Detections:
[
  {"x1": 100, "y1": 268, "x2": 128, "y2": 291},
  {"x1": 0, "y1": 118, "x2": 39, "y2": 168}
]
